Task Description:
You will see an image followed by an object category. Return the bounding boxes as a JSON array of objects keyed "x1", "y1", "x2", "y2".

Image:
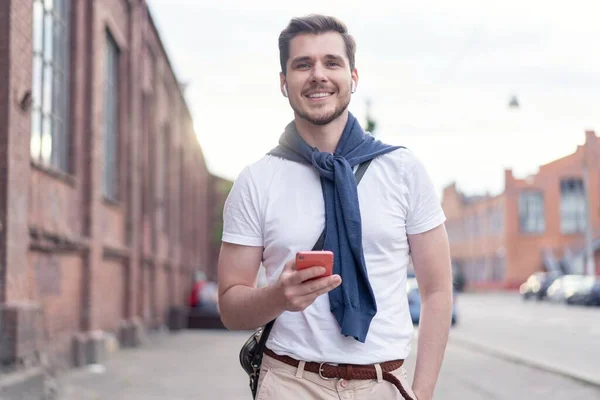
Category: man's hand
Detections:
[
  {"x1": 218, "y1": 242, "x2": 342, "y2": 330},
  {"x1": 274, "y1": 258, "x2": 342, "y2": 312}
]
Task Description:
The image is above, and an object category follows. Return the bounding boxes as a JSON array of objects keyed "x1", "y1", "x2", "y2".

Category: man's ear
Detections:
[
  {"x1": 351, "y1": 68, "x2": 359, "y2": 93},
  {"x1": 280, "y1": 72, "x2": 287, "y2": 97}
]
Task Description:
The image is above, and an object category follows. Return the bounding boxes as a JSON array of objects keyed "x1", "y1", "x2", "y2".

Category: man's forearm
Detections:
[
  {"x1": 219, "y1": 284, "x2": 284, "y2": 330},
  {"x1": 412, "y1": 291, "x2": 453, "y2": 400}
]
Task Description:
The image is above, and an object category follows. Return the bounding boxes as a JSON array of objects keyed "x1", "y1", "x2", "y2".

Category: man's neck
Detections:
[{"x1": 294, "y1": 111, "x2": 349, "y2": 154}]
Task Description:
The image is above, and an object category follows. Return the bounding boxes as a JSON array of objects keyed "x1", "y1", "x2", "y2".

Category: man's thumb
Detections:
[{"x1": 283, "y1": 257, "x2": 296, "y2": 272}]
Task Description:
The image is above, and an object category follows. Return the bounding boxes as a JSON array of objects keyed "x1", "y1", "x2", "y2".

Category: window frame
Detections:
[
  {"x1": 560, "y1": 178, "x2": 587, "y2": 234},
  {"x1": 30, "y1": 0, "x2": 72, "y2": 173},
  {"x1": 518, "y1": 191, "x2": 546, "y2": 234},
  {"x1": 102, "y1": 29, "x2": 121, "y2": 202}
]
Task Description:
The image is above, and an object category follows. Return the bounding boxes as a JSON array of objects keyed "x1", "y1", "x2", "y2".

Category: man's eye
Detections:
[
  {"x1": 296, "y1": 63, "x2": 310, "y2": 69},
  {"x1": 327, "y1": 62, "x2": 340, "y2": 67}
]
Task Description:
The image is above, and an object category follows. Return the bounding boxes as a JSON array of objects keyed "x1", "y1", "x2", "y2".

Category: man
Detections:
[{"x1": 218, "y1": 14, "x2": 453, "y2": 400}]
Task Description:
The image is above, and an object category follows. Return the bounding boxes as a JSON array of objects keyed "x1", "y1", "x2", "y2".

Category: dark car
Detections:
[
  {"x1": 519, "y1": 271, "x2": 562, "y2": 300},
  {"x1": 585, "y1": 279, "x2": 600, "y2": 306},
  {"x1": 547, "y1": 274, "x2": 594, "y2": 303},
  {"x1": 566, "y1": 277, "x2": 600, "y2": 306},
  {"x1": 407, "y1": 278, "x2": 457, "y2": 326}
]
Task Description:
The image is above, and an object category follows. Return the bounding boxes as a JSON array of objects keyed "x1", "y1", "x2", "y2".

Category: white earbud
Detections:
[
  {"x1": 283, "y1": 85, "x2": 288, "y2": 97},
  {"x1": 351, "y1": 81, "x2": 356, "y2": 93}
]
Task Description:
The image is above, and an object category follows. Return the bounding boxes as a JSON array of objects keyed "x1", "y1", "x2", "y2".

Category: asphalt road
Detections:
[
  {"x1": 447, "y1": 292, "x2": 600, "y2": 386},
  {"x1": 405, "y1": 338, "x2": 600, "y2": 399}
]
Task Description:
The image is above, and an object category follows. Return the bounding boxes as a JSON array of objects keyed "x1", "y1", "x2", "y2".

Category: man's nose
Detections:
[{"x1": 310, "y1": 62, "x2": 328, "y2": 82}]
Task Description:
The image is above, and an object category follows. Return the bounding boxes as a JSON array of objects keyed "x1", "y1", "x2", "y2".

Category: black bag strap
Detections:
[{"x1": 255, "y1": 159, "x2": 373, "y2": 357}]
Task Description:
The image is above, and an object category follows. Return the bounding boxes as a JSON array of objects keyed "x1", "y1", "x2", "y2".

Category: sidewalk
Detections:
[
  {"x1": 58, "y1": 330, "x2": 253, "y2": 400},
  {"x1": 56, "y1": 326, "x2": 599, "y2": 399}
]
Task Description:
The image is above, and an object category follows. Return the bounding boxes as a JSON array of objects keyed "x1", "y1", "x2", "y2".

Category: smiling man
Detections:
[{"x1": 218, "y1": 14, "x2": 453, "y2": 400}]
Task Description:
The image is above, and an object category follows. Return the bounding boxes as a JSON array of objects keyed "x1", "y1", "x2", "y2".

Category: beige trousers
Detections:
[{"x1": 256, "y1": 353, "x2": 418, "y2": 400}]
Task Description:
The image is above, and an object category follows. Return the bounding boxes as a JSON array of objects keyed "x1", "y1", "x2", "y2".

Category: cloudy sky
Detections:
[{"x1": 147, "y1": 0, "x2": 600, "y2": 197}]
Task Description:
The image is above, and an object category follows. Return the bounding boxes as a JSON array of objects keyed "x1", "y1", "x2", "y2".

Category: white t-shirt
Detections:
[{"x1": 222, "y1": 148, "x2": 446, "y2": 364}]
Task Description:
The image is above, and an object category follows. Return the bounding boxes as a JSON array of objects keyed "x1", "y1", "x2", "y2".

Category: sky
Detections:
[{"x1": 147, "y1": 0, "x2": 600, "y2": 198}]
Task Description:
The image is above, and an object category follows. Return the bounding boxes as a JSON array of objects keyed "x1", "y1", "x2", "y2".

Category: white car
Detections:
[{"x1": 546, "y1": 275, "x2": 593, "y2": 303}]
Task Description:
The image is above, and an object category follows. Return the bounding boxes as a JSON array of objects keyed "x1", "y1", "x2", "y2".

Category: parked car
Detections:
[
  {"x1": 584, "y1": 279, "x2": 600, "y2": 306},
  {"x1": 519, "y1": 271, "x2": 562, "y2": 300},
  {"x1": 546, "y1": 275, "x2": 592, "y2": 303},
  {"x1": 407, "y1": 278, "x2": 457, "y2": 326},
  {"x1": 566, "y1": 277, "x2": 600, "y2": 306}
]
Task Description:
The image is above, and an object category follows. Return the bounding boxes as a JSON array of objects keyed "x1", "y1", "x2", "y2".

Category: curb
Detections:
[{"x1": 450, "y1": 336, "x2": 600, "y2": 389}]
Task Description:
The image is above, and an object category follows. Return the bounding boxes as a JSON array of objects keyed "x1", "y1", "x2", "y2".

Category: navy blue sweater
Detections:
[{"x1": 268, "y1": 112, "x2": 400, "y2": 342}]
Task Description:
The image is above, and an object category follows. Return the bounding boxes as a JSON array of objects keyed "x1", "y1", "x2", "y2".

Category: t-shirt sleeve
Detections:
[
  {"x1": 221, "y1": 167, "x2": 263, "y2": 247},
  {"x1": 404, "y1": 155, "x2": 447, "y2": 235}
]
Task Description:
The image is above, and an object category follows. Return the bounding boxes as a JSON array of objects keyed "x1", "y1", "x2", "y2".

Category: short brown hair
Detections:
[{"x1": 278, "y1": 14, "x2": 356, "y2": 75}]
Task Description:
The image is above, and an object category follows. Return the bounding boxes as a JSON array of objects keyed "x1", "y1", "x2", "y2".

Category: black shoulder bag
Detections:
[{"x1": 239, "y1": 160, "x2": 373, "y2": 399}]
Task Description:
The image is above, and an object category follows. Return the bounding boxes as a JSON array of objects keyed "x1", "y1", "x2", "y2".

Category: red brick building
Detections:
[
  {"x1": 0, "y1": 0, "x2": 213, "y2": 387},
  {"x1": 443, "y1": 130, "x2": 600, "y2": 290}
]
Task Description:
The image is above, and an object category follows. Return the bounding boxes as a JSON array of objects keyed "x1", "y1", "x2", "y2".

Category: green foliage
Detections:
[
  {"x1": 211, "y1": 179, "x2": 234, "y2": 245},
  {"x1": 365, "y1": 115, "x2": 377, "y2": 135}
]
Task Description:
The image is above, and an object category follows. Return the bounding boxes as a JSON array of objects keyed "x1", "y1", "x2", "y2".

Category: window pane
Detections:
[
  {"x1": 32, "y1": 57, "x2": 43, "y2": 108},
  {"x1": 103, "y1": 33, "x2": 119, "y2": 199},
  {"x1": 54, "y1": 118, "x2": 66, "y2": 169},
  {"x1": 52, "y1": 71, "x2": 61, "y2": 119},
  {"x1": 55, "y1": 0, "x2": 63, "y2": 16},
  {"x1": 44, "y1": 0, "x2": 54, "y2": 12},
  {"x1": 55, "y1": 71, "x2": 67, "y2": 121},
  {"x1": 560, "y1": 179, "x2": 586, "y2": 233},
  {"x1": 43, "y1": 11, "x2": 53, "y2": 62},
  {"x1": 33, "y1": 1, "x2": 44, "y2": 53},
  {"x1": 54, "y1": 23, "x2": 63, "y2": 75},
  {"x1": 41, "y1": 117, "x2": 53, "y2": 164},
  {"x1": 30, "y1": 110, "x2": 42, "y2": 160},
  {"x1": 42, "y1": 64, "x2": 53, "y2": 115},
  {"x1": 519, "y1": 192, "x2": 544, "y2": 233}
]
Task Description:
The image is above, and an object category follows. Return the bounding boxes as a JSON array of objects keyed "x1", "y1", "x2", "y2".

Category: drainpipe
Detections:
[{"x1": 582, "y1": 140, "x2": 596, "y2": 277}]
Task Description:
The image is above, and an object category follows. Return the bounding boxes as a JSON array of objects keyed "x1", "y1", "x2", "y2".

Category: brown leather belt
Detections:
[{"x1": 263, "y1": 348, "x2": 414, "y2": 400}]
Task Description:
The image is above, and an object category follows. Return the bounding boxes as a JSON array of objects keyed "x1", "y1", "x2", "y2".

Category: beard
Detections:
[{"x1": 290, "y1": 91, "x2": 351, "y2": 126}]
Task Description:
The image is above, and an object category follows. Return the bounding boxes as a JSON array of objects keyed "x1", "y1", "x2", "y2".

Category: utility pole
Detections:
[{"x1": 582, "y1": 149, "x2": 596, "y2": 276}]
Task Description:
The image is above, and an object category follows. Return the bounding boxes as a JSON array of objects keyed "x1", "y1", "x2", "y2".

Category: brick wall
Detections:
[
  {"x1": 0, "y1": 0, "x2": 213, "y2": 375},
  {"x1": 442, "y1": 185, "x2": 507, "y2": 289},
  {"x1": 443, "y1": 130, "x2": 600, "y2": 289},
  {"x1": 504, "y1": 131, "x2": 600, "y2": 284},
  {"x1": 0, "y1": 0, "x2": 11, "y2": 305}
]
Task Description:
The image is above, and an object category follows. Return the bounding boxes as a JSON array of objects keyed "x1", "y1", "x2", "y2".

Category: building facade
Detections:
[
  {"x1": 0, "y1": 0, "x2": 212, "y2": 384},
  {"x1": 443, "y1": 130, "x2": 600, "y2": 290}
]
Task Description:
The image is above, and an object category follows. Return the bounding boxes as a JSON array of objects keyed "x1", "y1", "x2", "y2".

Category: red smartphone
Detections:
[{"x1": 295, "y1": 251, "x2": 334, "y2": 281}]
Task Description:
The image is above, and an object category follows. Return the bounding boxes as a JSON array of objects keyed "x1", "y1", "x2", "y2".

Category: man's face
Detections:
[{"x1": 281, "y1": 32, "x2": 358, "y2": 126}]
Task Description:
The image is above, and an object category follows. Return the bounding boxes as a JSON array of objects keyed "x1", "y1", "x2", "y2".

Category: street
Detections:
[
  {"x1": 58, "y1": 293, "x2": 600, "y2": 400},
  {"x1": 448, "y1": 292, "x2": 600, "y2": 386}
]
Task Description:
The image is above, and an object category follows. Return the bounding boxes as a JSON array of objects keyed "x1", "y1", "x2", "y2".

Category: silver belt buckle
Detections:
[{"x1": 318, "y1": 362, "x2": 337, "y2": 380}]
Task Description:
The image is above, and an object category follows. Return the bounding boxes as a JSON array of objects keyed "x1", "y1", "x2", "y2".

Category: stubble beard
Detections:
[{"x1": 291, "y1": 93, "x2": 351, "y2": 126}]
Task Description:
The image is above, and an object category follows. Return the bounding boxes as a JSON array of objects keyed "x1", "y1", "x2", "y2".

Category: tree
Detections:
[{"x1": 364, "y1": 98, "x2": 377, "y2": 136}]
